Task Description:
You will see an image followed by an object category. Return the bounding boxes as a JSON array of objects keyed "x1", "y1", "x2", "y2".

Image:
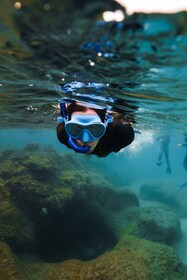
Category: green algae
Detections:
[
  {"x1": 0, "y1": 180, "x2": 35, "y2": 252},
  {"x1": 0, "y1": 145, "x2": 187, "y2": 279},
  {"x1": 0, "y1": 242, "x2": 29, "y2": 280},
  {"x1": 116, "y1": 234, "x2": 187, "y2": 280},
  {"x1": 43, "y1": 249, "x2": 149, "y2": 280},
  {"x1": 121, "y1": 206, "x2": 183, "y2": 245}
]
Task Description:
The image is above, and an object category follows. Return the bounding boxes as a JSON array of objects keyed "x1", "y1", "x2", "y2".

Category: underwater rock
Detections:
[
  {"x1": 125, "y1": 206, "x2": 182, "y2": 245},
  {"x1": 0, "y1": 145, "x2": 139, "y2": 224},
  {"x1": 91, "y1": 185, "x2": 140, "y2": 233},
  {"x1": 1, "y1": 145, "x2": 187, "y2": 279},
  {"x1": 0, "y1": 242, "x2": 29, "y2": 280},
  {"x1": 81, "y1": 172, "x2": 140, "y2": 233},
  {"x1": 35, "y1": 199, "x2": 117, "y2": 262},
  {"x1": 0, "y1": 146, "x2": 87, "y2": 216},
  {"x1": 23, "y1": 142, "x2": 40, "y2": 152},
  {"x1": 0, "y1": 180, "x2": 35, "y2": 253},
  {"x1": 116, "y1": 236, "x2": 187, "y2": 280},
  {"x1": 43, "y1": 248, "x2": 149, "y2": 280},
  {"x1": 40, "y1": 237, "x2": 187, "y2": 280},
  {"x1": 139, "y1": 184, "x2": 178, "y2": 207},
  {"x1": 4, "y1": 230, "x2": 187, "y2": 280},
  {"x1": 0, "y1": 145, "x2": 134, "y2": 260},
  {"x1": 140, "y1": 183, "x2": 187, "y2": 218},
  {"x1": 93, "y1": 187, "x2": 139, "y2": 212},
  {"x1": 0, "y1": 146, "x2": 92, "y2": 258}
]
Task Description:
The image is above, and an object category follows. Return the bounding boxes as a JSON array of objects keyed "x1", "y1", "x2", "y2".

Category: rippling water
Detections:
[{"x1": 0, "y1": 2, "x2": 187, "y2": 133}]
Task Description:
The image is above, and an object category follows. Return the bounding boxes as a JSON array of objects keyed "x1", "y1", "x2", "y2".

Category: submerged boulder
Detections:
[
  {"x1": 125, "y1": 206, "x2": 182, "y2": 245},
  {"x1": 40, "y1": 236, "x2": 187, "y2": 280},
  {"x1": 139, "y1": 184, "x2": 178, "y2": 207},
  {"x1": 0, "y1": 146, "x2": 88, "y2": 220},
  {"x1": 0, "y1": 180, "x2": 35, "y2": 253},
  {"x1": 116, "y1": 236, "x2": 187, "y2": 280},
  {"x1": 93, "y1": 186, "x2": 139, "y2": 212},
  {"x1": 0, "y1": 242, "x2": 29, "y2": 280},
  {"x1": 43, "y1": 248, "x2": 149, "y2": 280},
  {"x1": 140, "y1": 183, "x2": 187, "y2": 218},
  {"x1": 0, "y1": 145, "x2": 138, "y2": 261},
  {"x1": 0, "y1": 145, "x2": 187, "y2": 279}
]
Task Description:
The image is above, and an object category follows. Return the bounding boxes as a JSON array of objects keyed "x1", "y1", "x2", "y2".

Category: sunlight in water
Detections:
[
  {"x1": 126, "y1": 130, "x2": 154, "y2": 154},
  {"x1": 103, "y1": 10, "x2": 125, "y2": 22},
  {"x1": 115, "y1": 0, "x2": 187, "y2": 14}
]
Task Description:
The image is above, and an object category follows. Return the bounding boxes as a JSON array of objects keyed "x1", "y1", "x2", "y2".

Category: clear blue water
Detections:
[{"x1": 1, "y1": 1, "x2": 187, "y2": 277}]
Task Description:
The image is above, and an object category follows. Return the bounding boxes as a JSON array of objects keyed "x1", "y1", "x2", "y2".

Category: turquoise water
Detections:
[
  {"x1": 1, "y1": 1, "x2": 187, "y2": 279},
  {"x1": 0, "y1": 128, "x2": 186, "y2": 186}
]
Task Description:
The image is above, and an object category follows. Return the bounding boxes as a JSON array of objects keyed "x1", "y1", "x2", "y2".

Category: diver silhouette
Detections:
[
  {"x1": 177, "y1": 134, "x2": 187, "y2": 189},
  {"x1": 56, "y1": 98, "x2": 134, "y2": 157},
  {"x1": 156, "y1": 135, "x2": 172, "y2": 174}
]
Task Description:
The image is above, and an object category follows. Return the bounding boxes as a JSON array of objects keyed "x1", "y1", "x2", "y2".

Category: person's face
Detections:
[{"x1": 71, "y1": 108, "x2": 100, "y2": 152}]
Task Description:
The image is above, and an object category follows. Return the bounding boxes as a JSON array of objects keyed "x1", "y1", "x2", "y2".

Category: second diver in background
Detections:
[{"x1": 156, "y1": 135, "x2": 172, "y2": 174}]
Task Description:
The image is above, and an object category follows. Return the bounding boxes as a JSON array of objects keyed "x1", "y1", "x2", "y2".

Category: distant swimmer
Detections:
[
  {"x1": 177, "y1": 182, "x2": 187, "y2": 190},
  {"x1": 177, "y1": 134, "x2": 187, "y2": 189},
  {"x1": 156, "y1": 135, "x2": 172, "y2": 174},
  {"x1": 177, "y1": 134, "x2": 187, "y2": 170}
]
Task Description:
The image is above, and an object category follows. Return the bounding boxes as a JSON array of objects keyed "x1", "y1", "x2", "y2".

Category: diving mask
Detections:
[{"x1": 65, "y1": 114, "x2": 106, "y2": 143}]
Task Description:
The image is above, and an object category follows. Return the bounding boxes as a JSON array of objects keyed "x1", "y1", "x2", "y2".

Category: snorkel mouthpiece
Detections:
[{"x1": 68, "y1": 136, "x2": 90, "y2": 153}]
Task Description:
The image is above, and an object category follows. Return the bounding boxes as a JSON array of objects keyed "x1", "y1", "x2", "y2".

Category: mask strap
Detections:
[{"x1": 68, "y1": 136, "x2": 90, "y2": 154}]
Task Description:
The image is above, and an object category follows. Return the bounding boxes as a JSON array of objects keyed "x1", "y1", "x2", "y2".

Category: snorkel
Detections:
[
  {"x1": 57, "y1": 98, "x2": 113, "y2": 154},
  {"x1": 57, "y1": 99, "x2": 91, "y2": 153},
  {"x1": 68, "y1": 136, "x2": 90, "y2": 153}
]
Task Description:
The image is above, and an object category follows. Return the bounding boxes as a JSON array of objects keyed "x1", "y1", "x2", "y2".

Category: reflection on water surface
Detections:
[{"x1": 0, "y1": 0, "x2": 187, "y2": 132}]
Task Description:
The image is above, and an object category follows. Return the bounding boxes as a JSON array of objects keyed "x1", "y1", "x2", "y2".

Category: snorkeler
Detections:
[
  {"x1": 177, "y1": 134, "x2": 187, "y2": 171},
  {"x1": 156, "y1": 135, "x2": 172, "y2": 174},
  {"x1": 177, "y1": 134, "x2": 187, "y2": 189},
  {"x1": 56, "y1": 98, "x2": 134, "y2": 157}
]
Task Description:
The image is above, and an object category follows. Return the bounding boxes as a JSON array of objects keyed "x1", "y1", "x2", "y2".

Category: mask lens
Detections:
[
  {"x1": 65, "y1": 123, "x2": 105, "y2": 139},
  {"x1": 88, "y1": 124, "x2": 105, "y2": 138},
  {"x1": 65, "y1": 123, "x2": 83, "y2": 137}
]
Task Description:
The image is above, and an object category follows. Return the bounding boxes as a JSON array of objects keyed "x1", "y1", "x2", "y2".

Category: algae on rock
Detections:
[{"x1": 0, "y1": 145, "x2": 187, "y2": 280}]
